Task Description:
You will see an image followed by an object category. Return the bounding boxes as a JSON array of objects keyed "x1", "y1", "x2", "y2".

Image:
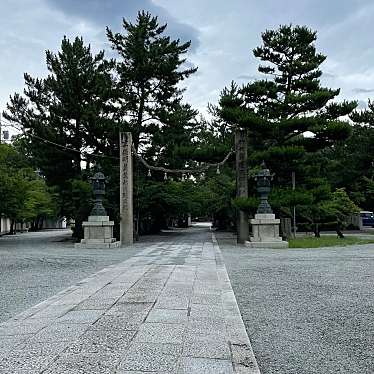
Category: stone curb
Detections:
[{"x1": 212, "y1": 232, "x2": 262, "y2": 374}]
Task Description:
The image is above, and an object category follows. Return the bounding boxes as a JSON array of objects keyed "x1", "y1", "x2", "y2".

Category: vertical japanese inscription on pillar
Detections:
[
  {"x1": 235, "y1": 128, "x2": 249, "y2": 243},
  {"x1": 236, "y1": 129, "x2": 248, "y2": 198},
  {"x1": 120, "y1": 132, "x2": 134, "y2": 245}
]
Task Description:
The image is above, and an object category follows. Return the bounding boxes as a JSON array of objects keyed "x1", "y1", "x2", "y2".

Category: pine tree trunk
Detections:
[
  {"x1": 336, "y1": 221, "x2": 344, "y2": 238},
  {"x1": 314, "y1": 223, "x2": 320, "y2": 238},
  {"x1": 38, "y1": 217, "x2": 44, "y2": 230},
  {"x1": 10, "y1": 219, "x2": 15, "y2": 235},
  {"x1": 73, "y1": 219, "x2": 84, "y2": 240}
]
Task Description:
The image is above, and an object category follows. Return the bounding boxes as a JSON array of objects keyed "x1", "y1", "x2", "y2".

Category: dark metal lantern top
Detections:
[
  {"x1": 91, "y1": 171, "x2": 106, "y2": 195},
  {"x1": 255, "y1": 161, "x2": 274, "y2": 214},
  {"x1": 89, "y1": 171, "x2": 107, "y2": 216}
]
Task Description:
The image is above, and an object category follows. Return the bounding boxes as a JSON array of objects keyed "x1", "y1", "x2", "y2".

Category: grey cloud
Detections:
[
  {"x1": 3, "y1": 0, "x2": 374, "y2": 114},
  {"x1": 45, "y1": 0, "x2": 200, "y2": 51},
  {"x1": 237, "y1": 74, "x2": 258, "y2": 81},
  {"x1": 322, "y1": 72, "x2": 336, "y2": 79},
  {"x1": 352, "y1": 88, "x2": 374, "y2": 93}
]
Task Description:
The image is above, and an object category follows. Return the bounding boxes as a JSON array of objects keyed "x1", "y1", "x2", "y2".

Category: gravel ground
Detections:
[
  {"x1": 0, "y1": 229, "x2": 141, "y2": 323},
  {"x1": 216, "y1": 232, "x2": 374, "y2": 374}
]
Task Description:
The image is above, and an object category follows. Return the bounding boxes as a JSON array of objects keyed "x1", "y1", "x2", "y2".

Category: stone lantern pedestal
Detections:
[
  {"x1": 75, "y1": 170, "x2": 120, "y2": 249},
  {"x1": 245, "y1": 213, "x2": 288, "y2": 248},
  {"x1": 75, "y1": 216, "x2": 120, "y2": 249}
]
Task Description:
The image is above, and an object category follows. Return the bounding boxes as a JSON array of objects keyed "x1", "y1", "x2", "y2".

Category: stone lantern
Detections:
[
  {"x1": 255, "y1": 161, "x2": 273, "y2": 215},
  {"x1": 245, "y1": 162, "x2": 288, "y2": 248},
  {"x1": 75, "y1": 170, "x2": 120, "y2": 249},
  {"x1": 90, "y1": 171, "x2": 107, "y2": 216}
]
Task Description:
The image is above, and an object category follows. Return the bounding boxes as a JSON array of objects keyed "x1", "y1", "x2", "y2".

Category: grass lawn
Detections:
[{"x1": 289, "y1": 235, "x2": 374, "y2": 248}]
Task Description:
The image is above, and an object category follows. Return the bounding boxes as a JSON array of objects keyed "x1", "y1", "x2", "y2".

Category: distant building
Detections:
[{"x1": 0, "y1": 217, "x2": 11, "y2": 235}]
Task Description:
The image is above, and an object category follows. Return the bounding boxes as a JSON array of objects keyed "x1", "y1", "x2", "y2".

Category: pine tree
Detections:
[
  {"x1": 216, "y1": 25, "x2": 357, "y2": 229},
  {"x1": 107, "y1": 12, "x2": 200, "y2": 234},
  {"x1": 4, "y1": 37, "x2": 114, "y2": 237},
  {"x1": 107, "y1": 11, "x2": 198, "y2": 151},
  {"x1": 220, "y1": 25, "x2": 356, "y2": 174}
]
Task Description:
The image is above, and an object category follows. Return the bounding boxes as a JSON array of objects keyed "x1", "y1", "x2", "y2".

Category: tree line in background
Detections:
[
  {"x1": 1, "y1": 11, "x2": 374, "y2": 238},
  {"x1": 0, "y1": 143, "x2": 56, "y2": 233}
]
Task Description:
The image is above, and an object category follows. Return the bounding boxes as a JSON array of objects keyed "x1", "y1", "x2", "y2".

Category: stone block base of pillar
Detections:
[
  {"x1": 75, "y1": 216, "x2": 120, "y2": 249},
  {"x1": 245, "y1": 213, "x2": 289, "y2": 249}
]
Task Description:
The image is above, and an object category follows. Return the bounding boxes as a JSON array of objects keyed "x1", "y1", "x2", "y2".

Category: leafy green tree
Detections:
[
  {"x1": 332, "y1": 101, "x2": 374, "y2": 209},
  {"x1": 0, "y1": 144, "x2": 55, "y2": 233},
  {"x1": 318, "y1": 99, "x2": 374, "y2": 216},
  {"x1": 322, "y1": 188, "x2": 360, "y2": 237}
]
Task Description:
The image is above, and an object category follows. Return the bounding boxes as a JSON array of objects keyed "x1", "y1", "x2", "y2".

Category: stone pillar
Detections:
[
  {"x1": 120, "y1": 132, "x2": 134, "y2": 246},
  {"x1": 235, "y1": 128, "x2": 249, "y2": 244}
]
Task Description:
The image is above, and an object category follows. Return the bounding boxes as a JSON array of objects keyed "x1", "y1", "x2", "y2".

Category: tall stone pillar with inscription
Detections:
[
  {"x1": 235, "y1": 128, "x2": 249, "y2": 244},
  {"x1": 120, "y1": 132, "x2": 134, "y2": 246},
  {"x1": 75, "y1": 171, "x2": 120, "y2": 249},
  {"x1": 245, "y1": 162, "x2": 288, "y2": 248}
]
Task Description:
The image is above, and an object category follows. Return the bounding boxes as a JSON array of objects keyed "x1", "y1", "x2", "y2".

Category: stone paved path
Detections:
[{"x1": 0, "y1": 228, "x2": 260, "y2": 373}]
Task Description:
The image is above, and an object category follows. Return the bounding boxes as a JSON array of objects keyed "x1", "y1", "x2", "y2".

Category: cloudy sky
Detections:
[{"x1": 1, "y1": 0, "x2": 374, "y2": 120}]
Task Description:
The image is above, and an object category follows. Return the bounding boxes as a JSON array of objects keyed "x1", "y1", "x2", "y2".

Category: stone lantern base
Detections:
[
  {"x1": 245, "y1": 214, "x2": 288, "y2": 248},
  {"x1": 75, "y1": 216, "x2": 120, "y2": 249}
]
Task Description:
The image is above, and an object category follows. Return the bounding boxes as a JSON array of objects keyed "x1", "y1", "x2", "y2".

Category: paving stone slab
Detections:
[
  {"x1": 93, "y1": 286, "x2": 127, "y2": 299},
  {"x1": 56, "y1": 310, "x2": 103, "y2": 324},
  {"x1": 0, "y1": 335, "x2": 26, "y2": 351},
  {"x1": 186, "y1": 321, "x2": 227, "y2": 342},
  {"x1": 121, "y1": 292, "x2": 159, "y2": 303},
  {"x1": 65, "y1": 328, "x2": 136, "y2": 355},
  {"x1": 29, "y1": 304, "x2": 74, "y2": 319},
  {"x1": 104, "y1": 302, "x2": 153, "y2": 319},
  {"x1": 117, "y1": 342, "x2": 181, "y2": 372},
  {"x1": 183, "y1": 339, "x2": 231, "y2": 360},
  {"x1": 117, "y1": 371, "x2": 170, "y2": 374},
  {"x1": 191, "y1": 293, "x2": 222, "y2": 306},
  {"x1": 90, "y1": 316, "x2": 142, "y2": 332},
  {"x1": 134, "y1": 322, "x2": 186, "y2": 344},
  {"x1": 178, "y1": 357, "x2": 234, "y2": 374},
  {"x1": 161, "y1": 288, "x2": 194, "y2": 298},
  {"x1": 43, "y1": 353, "x2": 121, "y2": 374},
  {"x1": 29, "y1": 322, "x2": 89, "y2": 343},
  {"x1": 155, "y1": 296, "x2": 190, "y2": 310},
  {"x1": 0, "y1": 342, "x2": 66, "y2": 373},
  {"x1": 0, "y1": 336, "x2": 29, "y2": 361},
  {"x1": 189, "y1": 303, "x2": 224, "y2": 319},
  {"x1": 146, "y1": 308, "x2": 188, "y2": 324},
  {"x1": 231, "y1": 343, "x2": 261, "y2": 373},
  {"x1": 74, "y1": 297, "x2": 118, "y2": 310},
  {"x1": 0, "y1": 319, "x2": 51, "y2": 336}
]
